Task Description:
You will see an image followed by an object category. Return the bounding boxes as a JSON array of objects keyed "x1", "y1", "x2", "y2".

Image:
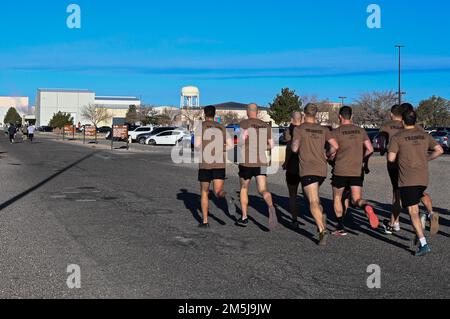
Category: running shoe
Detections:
[
  {"x1": 430, "y1": 213, "x2": 440, "y2": 236},
  {"x1": 364, "y1": 205, "x2": 379, "y2": 229},
  {"x1": 319, "y1": 231, "x2": 329, "y2": 246},
  {"x1": 333, "y1": 228, "x2": 348, "y2": 237},
  {"x1": 236, "y1": 218, "x2": 249, "y2": 227},
  {"x1": 415, "y1": 244, "x2": 431, "y2": 257},
  {"x1": 382, "y1": 220, "x2": 394, "y2": 235},
  {"x1": 393, "y1": 223, "x2": 401, "y2": 232},
  {"x1": 291, "y1": 220, "x2": 300, "y2": 229},
  {"x1": 420, "y1": 213, "x2": 427, "y2": 231},
  {"x1": 268, "y1": 207, "x2": 278, "y2": 231},
  {"x1": 198, "y1": 223, "x2": 210, "y2": 229}
]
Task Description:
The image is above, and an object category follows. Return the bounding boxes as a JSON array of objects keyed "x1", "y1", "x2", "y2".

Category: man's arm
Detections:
[
  {"x1": 428, "y1": 145, "x2": 444, "y2": 162},
  {"x1": 326, "y1": 138, "x2": 339, "y2": 159},
  {"x1": 363, "y1": 139, "x2": 374, "y2": 158},
  {"x1": 388, "y1": 152, "x2": 398, "y2": 163}
]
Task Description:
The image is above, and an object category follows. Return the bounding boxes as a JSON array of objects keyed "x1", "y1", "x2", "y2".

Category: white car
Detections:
[
  {"x1": 128, "y1": 126, "x2": 154, "y2": 142},
  {"x1": 145, "y1": 130, "x2": 190, "y2": 146}
]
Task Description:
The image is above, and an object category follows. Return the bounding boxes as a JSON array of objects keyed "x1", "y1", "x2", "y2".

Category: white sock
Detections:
[{"x1": 419, "y1": 237, "x2": 427, "y2": 247}]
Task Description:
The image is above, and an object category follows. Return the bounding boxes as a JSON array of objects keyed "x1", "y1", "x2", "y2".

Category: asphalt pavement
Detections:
[{"x1": 0, "y1": 133, "x2": 449, "y2": 298}]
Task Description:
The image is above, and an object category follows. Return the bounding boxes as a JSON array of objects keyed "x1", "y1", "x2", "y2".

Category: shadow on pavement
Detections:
[{"x1": 0, "y1": 151, "x2": 98, "y2": 212}]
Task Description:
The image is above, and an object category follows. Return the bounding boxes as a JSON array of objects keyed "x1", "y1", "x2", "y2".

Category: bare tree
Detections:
[
  {"x1": 182, "y1": 107, "x2": 203, "y2": 130},
  {"x1": 81, "y1": 104, "x2": 112, "y2": 127},
  {"x1": 217, "y1": 111, "x2": 242, "y2": 126},
  {"x1": 162, "y1": 108, "x2": 182, "y2": 126},
  {"x1": 352, "y1": 91, "x2": 397, "y2": 128}
]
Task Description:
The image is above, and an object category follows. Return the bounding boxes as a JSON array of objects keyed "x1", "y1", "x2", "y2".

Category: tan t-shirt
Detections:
[
  {"x1": 332, "y1": 124, "x2": 370, "y2": 177},
  {"x1": 293, "y1": 123, "x2": 331, "y2": 178},
  {"x1": 388, "y1": 128, "x2": 438, "y2": 187},
  {"x1": 198, "y1": 120, "x2": 227, "y2": 170},
  {"x1": 380, "y1": 120, "x2": 404, "y2": 145},
  {"x1": 239, "y1": 118, "x2": 272, "y2": 168}
]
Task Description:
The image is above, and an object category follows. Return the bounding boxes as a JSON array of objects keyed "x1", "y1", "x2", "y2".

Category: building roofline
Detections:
[{"x1": 38, "y1": 89, "x2": 95, "y2": 94}]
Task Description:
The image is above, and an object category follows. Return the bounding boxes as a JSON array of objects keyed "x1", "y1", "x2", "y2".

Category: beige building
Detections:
[
  {"x1": 95, "y1": 96, "x2": 141, "y2": 127},
  {"x1": 157, "y1": 102, "x2": 274, "y2": 129}
]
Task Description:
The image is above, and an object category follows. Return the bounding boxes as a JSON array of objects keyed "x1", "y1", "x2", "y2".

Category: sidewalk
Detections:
[{"x1": 36, "y1": 133, "x2": 169, "y2": 154}]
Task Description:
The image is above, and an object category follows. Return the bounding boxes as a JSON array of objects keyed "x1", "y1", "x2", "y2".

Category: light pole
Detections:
[
  {"x1": 339, "y1": 96, "x2": 347, "y2": 106},
  {"x1": 395, "y1": 45, "x2": 405, "y2": 106}
]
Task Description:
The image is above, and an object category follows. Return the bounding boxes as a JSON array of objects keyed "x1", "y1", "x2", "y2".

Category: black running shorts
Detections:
[
  {"x1": 239, "y1": 166, "x2": 267, "y2": 180},
  {"x1": 198, "y1": 169, "x2": 226, "y2": 183},
  {"x1": 399, "y1": 186, "x2": 427, "y2": 208},
  {"x1": 301, "y1": 176, "x2": 326, "y2": 188},
  {"x1": 332, "y1": 175, "x2": 364, "y2": 189}
]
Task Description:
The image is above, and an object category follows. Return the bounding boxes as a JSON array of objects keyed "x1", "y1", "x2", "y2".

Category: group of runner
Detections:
[{"x1": 194, "y1": 102, "x2": 444, "y2": 257}]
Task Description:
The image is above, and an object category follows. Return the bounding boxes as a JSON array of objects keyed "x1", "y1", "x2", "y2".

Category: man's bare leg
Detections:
[
  {"x1": 408, "y1": 204, "x2": 431, "y2": 256},
  {"x1": 256, "y1": 175, "x2": 277, "y2": 230},
  {"x1": 288, "y1": 183, "x2": 300, "y2": 223},
  {"x1": 351, "y1": 186, "x2": 379, "y2": 229},
  {"x1": 390, "y1": 189, "x2": 402, "y2": 226},
  {"x1": 421, "y1": 193, "x2": 439, "y2": 235},
  {"x1": 303, "y1": 183, "x2": 325, "y2": 233},
  {"x1": 333, "y1": 187, "x2": 346, "y2": 234},
  {"x1": 200, "y1": 182, "x2": 211, "y2": 225},
  {"x1": 239, "y1": 178, "x2": 251, "y2": 220}
]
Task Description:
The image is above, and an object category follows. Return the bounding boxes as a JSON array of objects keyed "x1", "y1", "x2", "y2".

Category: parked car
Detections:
[
  {"x1": 432, "y1": 131, "x2": 449, "y2": 152},
  {"x1": 128, "y1": 126, "x2": 153, "y2": 142},
  {"x1": 145, "y1": 129, "x2": 190, "y2": 146},
  {"x1": 97, "y1": 126, "x2": 111, "y2": 134},
  {"x1": 38, "y1": 126, "x2": 54, "y2": 132},
  {"x1": 136, "y1": 127, "x2": 178, "y2": 144}
]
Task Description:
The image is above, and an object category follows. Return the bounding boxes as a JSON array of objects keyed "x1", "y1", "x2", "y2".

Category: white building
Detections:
[
  {"x1": 36, "y1": 89, "x2": 95, "y2": 127},
  {"x1": 0, "y1": 96, "x2": 29, "y2": 127},
  {"x1": 35, "y1": 89, "x2": 141, "y2": 127}
]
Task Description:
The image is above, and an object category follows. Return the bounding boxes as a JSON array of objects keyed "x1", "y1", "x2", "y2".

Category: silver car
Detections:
[{"x1": 432, "y1": 131, "x2": 449, "y2": 152}]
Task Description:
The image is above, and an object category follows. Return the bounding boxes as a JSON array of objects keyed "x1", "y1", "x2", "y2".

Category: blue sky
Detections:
[{"x1": 0, "y1": 0, "x2": 449, "y2": 106}]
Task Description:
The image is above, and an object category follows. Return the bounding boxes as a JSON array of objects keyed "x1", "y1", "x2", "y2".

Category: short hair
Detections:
[
  {"x1": 247, "y1": 103, "x2": 258, "y2": 112},
  {"x1": 339, "y1": 106, "x2": 353, "y2": 120},
  {"x1": 403, "y1": 110, "x2": 417, "y2": 126},
  {"x1": 204, "y1": 105, "x2": 216, "y2": 118},
  {"x1": 391, "y1": 104, "x2": 403, "y2": 117},
  {"x1": 304, "y1": 103, "x2": 318, "y2": 117},
  {"x1": 401, "y1": 103, "x2": 414, "y2": 113},
  {"x1": 292, "y1": 111, "x2": 302, "y2": 119}
]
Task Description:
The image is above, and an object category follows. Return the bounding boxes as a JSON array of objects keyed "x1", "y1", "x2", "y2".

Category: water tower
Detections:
[{"x1": 180, "y1": 86, "x2": 200, "y2": 109}]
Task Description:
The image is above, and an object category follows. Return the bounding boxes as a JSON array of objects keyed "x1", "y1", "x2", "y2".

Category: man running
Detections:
[
  {"x1": 8, "y1": 124, "x2": 16, "y2": 144},
  {"x1": 291, "y1": 103, "x2": 339, "y2": 245},
  {"x1": 401, "y1": 103, "x2": 440, "y2": 235},
  {"x1": 283, "y1": 111, "x2": 303, "y2": 228},
  {"x1": 27, "y1": 124, "x2": 36, "y2": 143},
  {"x1": 195, "y1": 105, "x2": 234, "y2": 228},
  {"x1": 236, "y1": 103, "x2": 277, "y2": 230},
  {"x1": 331, "y1": 106, "x2": 379, "y2": 236},
  {"x1": 379, "y1": 104, "x2": 406, "y2": 234},
  {"x1": 388, "y1": 110, "x2": 444, "y2": 256}
]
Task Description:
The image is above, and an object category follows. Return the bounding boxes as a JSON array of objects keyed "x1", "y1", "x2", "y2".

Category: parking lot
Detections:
[{"x1": 0, "y1": 132, "x2": 449, "y2": 298}]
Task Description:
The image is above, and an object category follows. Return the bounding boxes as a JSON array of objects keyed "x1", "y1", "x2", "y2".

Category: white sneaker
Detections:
[
  {"x1": 420, "y1": 213, "x2": 427, "y2": 231},
  {"x1": 393, "y1": 223, "x2": 401, "y2": 232}
]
